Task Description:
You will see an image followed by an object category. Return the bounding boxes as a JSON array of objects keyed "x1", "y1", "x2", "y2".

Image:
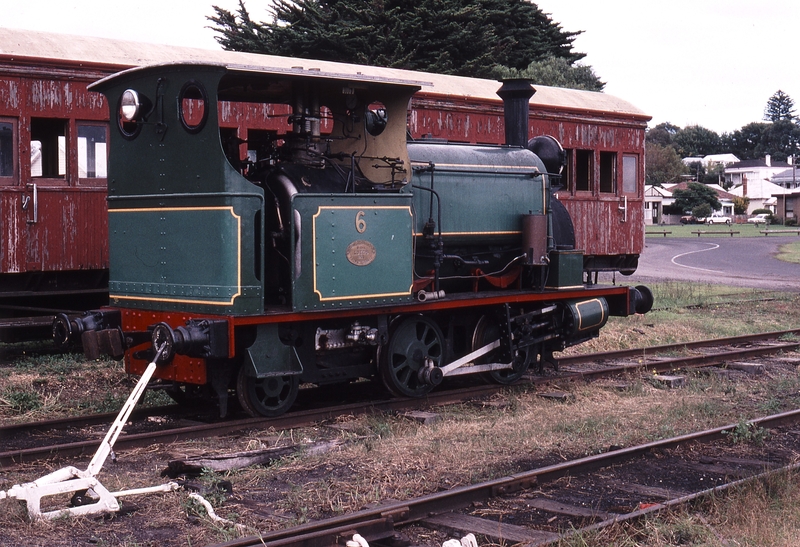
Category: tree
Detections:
[
  {"x1": 207, "y1": 0, "x2": 603, "y2": 84},
  {"x1": 646, "y1": 122, "x2": 681, "y2": 147},
  {"x1": 494, "y1": 57, "x2": 604, "y2": 91},
  {"x1": 692, "y1": 202, "x2": 712, "y2": 219},
  {"x1": 764, "y1": 90, "x2": 796, "y2": 122},
  {"x1": 722, "y1": 122, "x2": 769, "y2": 160},
  {"x1": 672, "y1": 125, "x2": 722, "y2": 158},
  {"x1": 762, "y1": 119, "x2": 800, "y2": 162},
  {"x1": 645, "y1": 142, "x2": 688, "y2": 185},
  {"x1": 671, "y1": 182, "x2": 722, "y2": 214},
  {"x1": 732, "y1": 196, "x2": 750, "y2": 215}
]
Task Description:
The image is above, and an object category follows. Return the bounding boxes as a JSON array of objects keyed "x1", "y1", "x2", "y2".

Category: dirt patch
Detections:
[{"x1": 3, "y1": 354, "x2": 800, "y2": 546}]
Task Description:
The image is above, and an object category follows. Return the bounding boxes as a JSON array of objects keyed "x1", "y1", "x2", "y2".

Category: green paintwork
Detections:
[
  {"x1": 546, "y1": 250, "x2": 584, "y2": 289},
  {"x1": 565, "y1": 297, "x2": 609, "y2": 336},
  {"x1": 93, "y1": 65, "x2": 265, "y2": 315},
  {"x1": 108, "y1": 206, "x2": 261, "y2": 314},
  {"x1": 244, "y1": 324, "x2": 300, "y2": 378},
  {"x1": 291, "y1": 194, "x2": 414, "y2": 310},
  {"x1": 408, "y1": 142, "x2": 548, "y2": 244}
]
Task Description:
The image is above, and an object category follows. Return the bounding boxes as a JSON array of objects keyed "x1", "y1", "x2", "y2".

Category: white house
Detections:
[
  {"x1": 770, "y1": 164, "x2": 800, "y2": 190},
  {"x1": 644, "y1": 184, "x2": 671, "y2": 225},
  {"x1": 650, "y1": 182, "x2": 736, "y2": 224},
  {"x1": 728, "y1": 178, "x2": 785, "y2": 214},
  {"x1": 724, "y1": 155, "x2": 789, "y2": 190}
]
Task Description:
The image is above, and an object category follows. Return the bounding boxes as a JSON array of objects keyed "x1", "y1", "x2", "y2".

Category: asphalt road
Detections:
[{"x1": 621, "y1": 236, "x2": 800, "y2": 291}]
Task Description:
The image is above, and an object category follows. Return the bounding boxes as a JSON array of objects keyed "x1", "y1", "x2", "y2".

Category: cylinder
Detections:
[
  {"x1": 565, "y1": 298, "x2": 609, "y2": 336},
  {"x1": 522, "y1": 214, "x2": 548, "y2": 265}
]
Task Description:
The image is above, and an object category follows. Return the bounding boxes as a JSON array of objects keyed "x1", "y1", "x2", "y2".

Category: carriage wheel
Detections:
[
  {"x1": 472, "y1": 314, "x2": 531, "y2": 384},
  {"x1": 380, "y1": 315, "x2": 444, "y2": 398},
  {"x1": 236, "y1": 366, "x2": 299, "y2": 417}
]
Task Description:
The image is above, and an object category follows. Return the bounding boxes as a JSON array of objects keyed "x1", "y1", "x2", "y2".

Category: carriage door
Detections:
[
  {"x1": 24, "y1": 118, "x2": 109, "y2": 275},
  {"x1": 0, "y1": 118, "x2": 16, "y2": 273},
  {"x1": 24, "y1": 117, "x2": 68, "y2": 271}
]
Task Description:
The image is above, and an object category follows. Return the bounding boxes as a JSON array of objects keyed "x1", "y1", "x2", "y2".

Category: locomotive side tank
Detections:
[{"x1": 58, "y1": 61, "x2": 652, "y2": 417}]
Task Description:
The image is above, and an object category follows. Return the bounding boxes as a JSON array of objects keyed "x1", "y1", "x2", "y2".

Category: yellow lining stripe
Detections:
[
  {"x1": 312, "y1": 205, "x2": 413, "y2": 301},
  {"x1": 575, "y1": 298, "x2": 607, "y2": 331},
  {"x1": 109, "y1": 206, "x2": 242, "y2": 306}
]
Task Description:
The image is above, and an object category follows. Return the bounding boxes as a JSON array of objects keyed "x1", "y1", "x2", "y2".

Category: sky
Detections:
[{"x1": 2, "y1": 0, "x2": 799, "y2": 135}]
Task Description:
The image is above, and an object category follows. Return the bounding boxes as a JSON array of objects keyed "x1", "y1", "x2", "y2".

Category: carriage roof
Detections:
[{"x1": 0, "y1": 27, "x2": 649, "y2": 121}]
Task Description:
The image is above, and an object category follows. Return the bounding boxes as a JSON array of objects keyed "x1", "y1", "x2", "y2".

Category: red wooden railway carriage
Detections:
[
  {"x1": 0, "y1": 29, "x2": 649, "y2": 324},
  {"x1": 0, "y1": 31, "x2": 652, "y2": 417}
]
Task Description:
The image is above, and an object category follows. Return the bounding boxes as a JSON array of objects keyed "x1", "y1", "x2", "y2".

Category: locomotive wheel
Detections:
[
  {"x1": 164, "y1": 383, "x2": 212, "y2": 407},
  {"x1": 236, "y1": 366, "x2": 299, "y2": 417},
  {"x1": 380, "y1": 315, "x2": 444, "y2": 398},
  {"x1": 472, "y1": 315, "x2": 531, "y2": 384}
]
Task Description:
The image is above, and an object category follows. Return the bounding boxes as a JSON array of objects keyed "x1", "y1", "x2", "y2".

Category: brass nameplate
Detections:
[{"x1": 346, "y1": 240, "x2": 376, "y2": 266}]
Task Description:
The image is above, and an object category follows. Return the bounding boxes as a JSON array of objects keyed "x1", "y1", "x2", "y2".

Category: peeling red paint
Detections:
[{"x1": 0, "y1": 52, "x2": 646, "y2": 283}]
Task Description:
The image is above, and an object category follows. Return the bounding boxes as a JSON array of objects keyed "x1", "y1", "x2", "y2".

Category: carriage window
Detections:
[
  {"x1": 0, "y1": 121, "x2": 13, "y2": 178},
  {"x1": 559, "y1": 149, "x2": 573, "y2": 192},
  {"x1": 575, "y1": 149, "x2": 592, "y2": 192},
  {"x1": 599, "y1": 151, "x2": 616, "y2": 193},
  {"x1": 623, "y1": 154, "x2": 637, "y2": 194},
  {"x1": 78, "y1": 124, "x2": 108, "y2": 178},
  {"x1": 31, "y1": 118, "x2": 66, "y2": 178},
  {"x1": 179, "y1": 81, "x2": 209, "y2": 133}
]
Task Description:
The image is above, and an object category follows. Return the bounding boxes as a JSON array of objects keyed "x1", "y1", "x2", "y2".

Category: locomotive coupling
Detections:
[
  {"x1": 630, "y1": 285, "x2": 654, "y2": 315},
  {"x1": 53, "y1": 310, "x2": 124, "y2": 360},
  {"x1": 150, "y1": 319, "x2": 229, "y2": 363}
]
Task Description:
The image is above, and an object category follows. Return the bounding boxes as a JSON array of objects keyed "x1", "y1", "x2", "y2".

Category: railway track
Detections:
[
  {"x1": 207, "y1": 409, "x2": 800, "y2": 547},
  {"x1": 2, "y1": 329, "x2": 799, "y2": 467}
]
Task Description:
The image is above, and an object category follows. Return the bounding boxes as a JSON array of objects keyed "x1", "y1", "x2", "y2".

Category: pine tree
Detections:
[
  {"x1": 764, "y1": 90, "x2": 796, "y2": 122},
  {"x1": 207, "y1": 0, "x2": 600, "y2": 86}
]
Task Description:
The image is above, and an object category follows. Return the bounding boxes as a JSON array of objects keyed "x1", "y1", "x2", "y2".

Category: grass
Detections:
[
  {"x1": 567, "y1": 468, "x2": 800, "y2": 546},
  {"x1": 776, "y1": 240, "x2": 800, "y2": 263},
  {"x1": 645, "y1": 223, "x2": 794, "y2": 238},
  {"x1": 3, "y1": 282, "x2": 800, "y2": 545},
  {"x1": 561, "y1": 281, "x2": 799, "y2": 356}
]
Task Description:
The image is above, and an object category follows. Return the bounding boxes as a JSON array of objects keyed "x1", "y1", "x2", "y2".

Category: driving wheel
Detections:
[
  {"x1": 472, "y1": 314, "x2": 531, "y2": 384},
  {"x1": 236, "y1": 366, "x2": 299, "y2": 417},
  {"x1": 380, "y1": 315, "x2": 444, "y2": 398}
]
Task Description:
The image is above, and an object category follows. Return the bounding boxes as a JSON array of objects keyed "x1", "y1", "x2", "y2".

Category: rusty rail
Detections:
[{"x1": 208, "y1": 409, "x2": 800, "y2": 547}]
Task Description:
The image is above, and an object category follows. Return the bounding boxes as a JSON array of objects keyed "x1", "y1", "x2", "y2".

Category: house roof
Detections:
[
  {"x1": 682, "y1": 154, "x2": 740, "y2": 166},
  {"x1": 729, "y1": 179, "x2": 788, "y2": 199},
  {"x1": 645, "y1": 185, "x2": 673, "y2": 197},
  {"x1": 668, "y1": 182, "x2": 737, "y2": 201},
  {"x1": 771, "y1": 167, "x2": 800, "y2": 184},
  {"x1": 727, "y1": 158, "x2": 790, "y2": 170}
]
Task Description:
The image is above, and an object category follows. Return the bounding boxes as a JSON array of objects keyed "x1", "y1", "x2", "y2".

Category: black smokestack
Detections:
[{"x1": 497, "y1": 79, "x2": 535, "y2": 147}]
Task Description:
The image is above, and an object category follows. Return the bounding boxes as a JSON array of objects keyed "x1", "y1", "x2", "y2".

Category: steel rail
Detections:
[
  {"x1": 3, "y1": 338, "x2": 798, "y2": 467},
  {"x1": 0, "y1": 386, "x2": 497, "y2": 467},
  {"x1": 0, "y1": 405, "x2": 179, "y2": 436},
  {"x1": 208, "y1": 408, "x2": 800, "y2": 547},
  {"x1": 556, "y1": 327, "x2": 800, "y2": 366},
  {"x1": 3, "y1": 330, "x2": 793, "y2": 438}
]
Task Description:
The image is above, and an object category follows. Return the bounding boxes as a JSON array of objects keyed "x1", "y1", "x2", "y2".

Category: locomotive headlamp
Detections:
[{"x1": 120, "y1": 89, "x2": 141, "y2": 122}]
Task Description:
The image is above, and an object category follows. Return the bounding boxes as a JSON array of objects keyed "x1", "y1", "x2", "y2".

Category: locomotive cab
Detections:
[{"x1": 64, "y1": 61, "x2": 652, "y2": 418}]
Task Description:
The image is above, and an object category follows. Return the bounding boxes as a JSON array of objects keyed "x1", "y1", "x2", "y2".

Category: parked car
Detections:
[
  {"x1": 680, "y1": 214, "x2": 700, "y2": 224},
  {"x1": 699, "y1": 212, "x2": 732, "y2": 225},
  {"x1": 747, "y1": 213, "x2": 771, "y2": 225}
]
